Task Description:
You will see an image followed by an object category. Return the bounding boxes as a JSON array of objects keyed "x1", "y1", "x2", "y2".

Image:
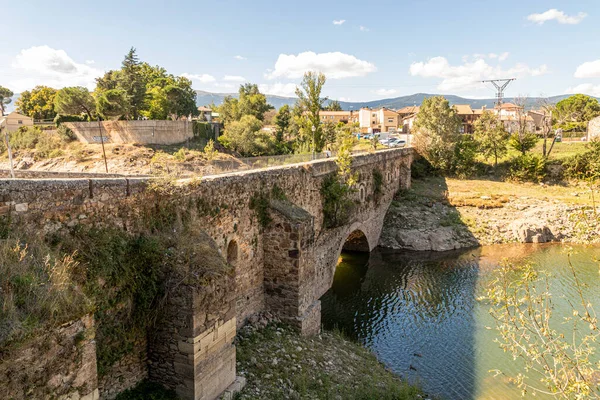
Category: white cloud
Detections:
[
  {"x1": 258, "y1": 83, "x2": 298, "y2": 97},
  {"x1": 333, "y1": 19, "x2": 346, "y2": 25},
  {"x1": 498, "y1": 52, "x2": 510, "y2": 61},
  {"x1": 234, "y1": 55, "x2": 246, "y2": 60},
  {"x1": 527, "y1": 9, "x2": 587, "y2": 25},
  {"x1": 565, "y1": 83, "x2": 600, "y2": 97},
  {"x1": 266, "y1": 51, "x2": 376, "y2": 80},
  {"x1": 8, "y1": 45, "x2": 103, "y2": 92},
  {"x1": 409, "y1": 56, "x2": 548, "y2": 91},
  {"x1": 373, "y1": 89, "x2": 397, "y2": 96},
  {"x1": 181, "y1": 73, "x2": 216, "y2": 83},
  {"x1": 85, "y1": 59, "x2": 95, "y2": 65},
  {"x1": 223, "y1": 75, "x2": 246, "y2": 82},
  {"x1": 574, "y1": 60, "x2": 600, "y2": 78},
  {"x1": 359, "y1": 26, "x2": 369, "y2": 32}
]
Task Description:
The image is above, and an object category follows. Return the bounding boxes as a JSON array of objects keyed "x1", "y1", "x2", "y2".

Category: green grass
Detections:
[{"x1": 236, "y1": 323, "x2": 426, "y2": 400}]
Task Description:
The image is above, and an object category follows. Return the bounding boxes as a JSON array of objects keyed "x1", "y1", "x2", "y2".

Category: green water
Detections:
[{"x1": 321, "y1": 244, "x2": 600, "y2": 400}]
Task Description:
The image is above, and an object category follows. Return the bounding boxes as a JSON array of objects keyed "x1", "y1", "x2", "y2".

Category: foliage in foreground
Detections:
[
  {"x1": 236, "y1": 323, "x2": 425, "y2": 400},
  {"x1": 485, "y1": 257, "x2": 599, "y2": 399}
]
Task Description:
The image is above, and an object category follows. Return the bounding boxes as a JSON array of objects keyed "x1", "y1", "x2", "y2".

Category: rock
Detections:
[
  {"x1": 510, "y1": 219, "x2": 554, "y2": 243},
  {"x1": 480, "y1": 196, "x2": 491, "y2": 200}
]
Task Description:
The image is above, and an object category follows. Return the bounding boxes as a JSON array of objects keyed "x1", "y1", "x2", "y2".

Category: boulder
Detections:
[{"x1": 511, "y1": 219, "x2": 554, "y2": 243}]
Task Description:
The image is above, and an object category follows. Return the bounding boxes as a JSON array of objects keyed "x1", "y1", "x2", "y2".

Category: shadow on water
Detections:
[{"x1": 322, "y1": 247, "x2": 481, "y2": 400}]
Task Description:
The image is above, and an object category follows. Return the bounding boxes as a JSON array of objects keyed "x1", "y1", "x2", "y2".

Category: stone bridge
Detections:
[{"x1": 0, "y1": 147, "x2": 412, "y2": 400}]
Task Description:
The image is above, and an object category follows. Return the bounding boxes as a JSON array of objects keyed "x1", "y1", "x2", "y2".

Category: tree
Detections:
[
  {"x1": 0, "y1": 86, "x2": 14, "y2": 116},
  {"x1": 218, "y1": 115, "x2": 274, "y2": 156},
  {"x1": 296, "y1": 72, "x2": 327, "y2": 152},
  {"x1": 473, "y1": 110, "x2": 509, "y2": 167},
  {"x1": 555, "y1": 94, "x2": 600, "y2": 131},
  {"x1": 119, "y1": 47, "x2": 146, "y2": 119},
  {"x1": 54, "y1": 87, "x2": 96, "y2": 120},
  {"x1": 412, "y1": 96, "x2": 461, "y2": 172},
  {"x1": 15, "y1": 86, "x2": 58, "y2": 120},
  {"x1": 217, "y1": 96, "x2": 241, "y2": 125},
  {"x1": 237, "y1": 83, "x2": 272, "y2": 121},
  {"x1": 96, "y1": 89, "x2": 129, "y2": 120},
  {"x1": 324, "y1": 100, "x2": 342, "y2": 111},
  {"x1": 273, "y1": 104, "x2": 291, "y2": 143},
  {"x1": 508, "y1": 95, "x2": 538, "y2": 156}
]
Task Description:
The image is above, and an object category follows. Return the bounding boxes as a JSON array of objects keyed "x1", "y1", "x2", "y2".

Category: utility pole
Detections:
[
  {"x1": 1, "y1": 125, "x2": 15, "y2": 179},
  {"x1": 97, "y1": 116, "x2": 109, "y2": 173},
  {"x1": 482, "y1": 78, "x2": 516, "y2": 108}
]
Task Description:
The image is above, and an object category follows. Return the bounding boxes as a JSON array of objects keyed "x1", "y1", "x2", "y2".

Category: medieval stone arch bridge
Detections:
[{"x1": 1, "y1": 147, "x2": 412, "y2": 399}]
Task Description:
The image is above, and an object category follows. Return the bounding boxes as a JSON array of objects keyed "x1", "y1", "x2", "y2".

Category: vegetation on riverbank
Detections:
[{"x1": 236, "y1": 322, "x2": 427, "y2": 400}]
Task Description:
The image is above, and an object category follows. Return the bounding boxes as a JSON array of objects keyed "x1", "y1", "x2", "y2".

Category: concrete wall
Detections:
[
  {"x1": 0, "y1": 147, "x2": 413, "y2": 399},
  {"x1": 588, "y1": 116, "x2": 600, "y2": 140},
  {"x1": 65, "y1": 120, "x2": 194, "y2": 145}
]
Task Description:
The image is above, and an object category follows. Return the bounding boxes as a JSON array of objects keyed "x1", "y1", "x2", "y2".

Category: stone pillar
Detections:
[
  {"x1": 263, "y1": 199, "x2": 320, "y2": 335},
  {"x1": 149, "y1": 232, "x2": 237, "y2": 400}
]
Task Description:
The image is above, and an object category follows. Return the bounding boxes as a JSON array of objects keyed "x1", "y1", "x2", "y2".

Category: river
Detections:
[{"x1": 321, "y1": 244, "x2": 600, "y2": 400}]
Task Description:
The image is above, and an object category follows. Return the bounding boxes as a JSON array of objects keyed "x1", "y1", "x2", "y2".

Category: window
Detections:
[
  {"x1": 372, "y1": 113, "x2": 377, "y2": 117},
  {"x1": 18, "y1": 120, "x2": 23, "y2": 124},
  {"x1": 387, "y1": 118, "x2": 394, "y2": 123},
  {"x1": 330, "y1": 116, "x2": 334, "y2": 119}
]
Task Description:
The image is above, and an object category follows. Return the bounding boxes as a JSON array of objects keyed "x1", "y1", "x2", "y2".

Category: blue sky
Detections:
[{"x1": 1, "y1": 0, "x2": 599, "y2": 101}]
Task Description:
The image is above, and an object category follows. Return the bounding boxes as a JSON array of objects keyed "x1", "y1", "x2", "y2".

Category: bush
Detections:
[
  {"x1": 411, "y1": 155, "x2": 437, "y2": 179},
  {"x1": 54, "y1": 113, "x2": 87, "y2": 126},
  {"x1": 451, "y1": 134, "x2": 478, "y2": 178},
  {"x1": 192, "y1": 121, "x2": 213, "y2": 140},
  {"x1": 34, "y1": 132, "x2": 63, "y2": 160},
  {"x1": 321, "y1": 175, "x2": 354, "y2": 228},
  {"x1": 56, "y1": 124, "x2": 77, "y2": 142},
  {"x1": 173, "y1": 148, "x2": 187, "y2": 162},
  {"x1": 9, "y1": 126, "x2": 42, "y2": 150},
  {"x1": 508, "y1": 153, "x2": 547, "y2": 182},
  {"x1": 561, "y1": 140, "x2": 600, "y2": 181},
  {"x1": 508, "y1": 132, "x2": 538, "y2": 155}
]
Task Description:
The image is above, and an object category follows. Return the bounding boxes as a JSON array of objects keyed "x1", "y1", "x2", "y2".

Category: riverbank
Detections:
[
  {"x1": 234, "y1": 314, "x2": 428, "y2": 400},
  {"x1": 380, "y1": 176, "x2": 600, "y2": 251}
]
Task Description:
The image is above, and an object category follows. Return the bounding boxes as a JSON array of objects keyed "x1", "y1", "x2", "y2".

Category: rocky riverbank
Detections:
[
  {"x1": 234, "y1": 313, "x2": 428, "y2": 400},
  {"x1": 380, "y1": 177, "x2": 600, "y2": 251}
]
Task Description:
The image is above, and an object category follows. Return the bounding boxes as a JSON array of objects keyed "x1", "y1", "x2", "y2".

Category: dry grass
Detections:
[
  {"x1": 0, "y1": 237, "x2": 91, "y2": 349},
  {"x1": 412, "y1": 176, "x2": 597, "y2": 207}
]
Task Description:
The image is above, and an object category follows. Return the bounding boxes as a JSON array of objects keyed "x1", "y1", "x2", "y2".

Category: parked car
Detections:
[{"x1": 380, "y1": 138, "x2": 406, "y2": 147}]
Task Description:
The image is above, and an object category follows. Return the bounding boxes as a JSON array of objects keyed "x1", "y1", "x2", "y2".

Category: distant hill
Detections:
[{"x1": 196, "y1": 90, "x2": 598, "y2": 111}]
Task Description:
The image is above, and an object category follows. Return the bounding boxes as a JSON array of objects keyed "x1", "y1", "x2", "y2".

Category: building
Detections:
[
  {"x1": 198, "y1": 106, "x2": 213, "y2": 122},
  {"x1": 0, "y1": 111, "x2": 33, "y2": 133},
  {"x1": 357, "y1": 108, "x2": 400, "y2": 133},
  {"x1": 396, "y1": 106, "x2": 420, "y2": 119},
  {"x1": 319, "y1": 110, "x2": 358, "y2": 124}
]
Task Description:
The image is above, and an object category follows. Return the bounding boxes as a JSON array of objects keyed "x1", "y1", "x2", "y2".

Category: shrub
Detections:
[
  {"x1": 56, "y1": 124, "x2": 77, "y2": 142},
  {"x1": 173, "y1": 148, "x2": 187, "y2": 162},
  {"x1": 321, "y1": 175, "x2": 353, "y2": 228},
  {"x1": 54, "y1": 114, "x2": 87, "y2": 126},
  {"x1": 9, "y1": 126, "x2": 42, "y2": 150},
  {"x1": 561, "y1": 140, "x2": 600, "y2": 181},
  {"x1": 34, "y1": 132, "x2": 63, "y2": 160},
  {"x1": 508, "y1": 132, "x2": 538, "y2": 155},
  {"x1": 451, "y1": 134, "x2": 478, "y2": 178},
  {"x1": 192, "y1": 121, "x2": 213, "y2": 140},
  {"x1": 508, "y1": 153, "x2": 547, "y2": 182},
  {"x1": 203, "y1": 139, "x2": 218, "y2": 161}
]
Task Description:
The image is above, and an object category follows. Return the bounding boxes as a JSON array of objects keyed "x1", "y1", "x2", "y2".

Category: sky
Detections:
[{"x1": 1, "y1": 0, "x2": 600, "y2": 102}]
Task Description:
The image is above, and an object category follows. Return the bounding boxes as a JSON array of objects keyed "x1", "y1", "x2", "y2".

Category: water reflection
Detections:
[{"x1": 321, "y1": 244, "x2": 600, "y2": 400}]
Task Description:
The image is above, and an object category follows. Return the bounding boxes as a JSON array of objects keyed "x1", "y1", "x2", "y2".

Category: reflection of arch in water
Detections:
[{"x1": 226, "y1": 239, "x2": 238, "y2": 267}]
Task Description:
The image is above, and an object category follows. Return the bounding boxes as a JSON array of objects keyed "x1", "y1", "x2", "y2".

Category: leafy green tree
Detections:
[
  {"x1": 218, "y1": 115, "x2": 274, "y2": 156},
  {"x1": 473, "y1": 110, "x2": 509, "y2": 167},
  {"x1": 413, "y1": 96, "x2": 461, "y2": 172},
  {"x1": 0, "y1": 86, "x2": 14, "y2": 116},
  {"x1": 273, "y1": 104, "x2": 291, "y2": 143},
  {"x1": 509, "y1": 132, "x2": 538, "y2": 155},
  {"x1": 119, "y1": 47, "x2": 146, "y2": 119},
  {"x1": 555, "y1": 94, "x2": 600, "y2": 130},
  {"x1": 296, "y1": 72, "x2": 327, "y2": 152},
  {"x1": 15, "y1": 86, "x2": 58, "y2": 120},
  {"x1": 238, "y1": 83, "x2": 272, "y2": 121},
  {"x1": 324, "y1": 100, "x2": 342, "y2": 111},
  {"x1": 96, "y1": 89, "x2": 129, "y2": 120},
  {"x1": 217, "y1": 96, "x2": 241, "y2": 125},
  {"x1": 54, "y1": 87, "x2": 96, "y2": 120}
]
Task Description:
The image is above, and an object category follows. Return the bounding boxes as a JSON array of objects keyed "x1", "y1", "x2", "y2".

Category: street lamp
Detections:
[{"x1": 311, "y1": 125, "x2": 316, "y2": 160}]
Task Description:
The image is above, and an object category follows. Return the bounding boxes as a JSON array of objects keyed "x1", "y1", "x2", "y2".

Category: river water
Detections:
[{"x1": 321, "y1": 244, "x2": 600, "y2": 400}]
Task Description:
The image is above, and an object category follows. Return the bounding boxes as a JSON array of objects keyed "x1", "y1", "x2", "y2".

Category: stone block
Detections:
[{"x1": 14, "y1": 203, "x2": 28, "y2": 212}]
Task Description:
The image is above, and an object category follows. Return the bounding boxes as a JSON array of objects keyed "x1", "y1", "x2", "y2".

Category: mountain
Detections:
[{"x1": 196, "y1": 90, "x2": 596, "y2": 111}]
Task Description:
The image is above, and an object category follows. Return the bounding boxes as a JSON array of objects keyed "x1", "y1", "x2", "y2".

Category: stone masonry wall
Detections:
[
  {"x1": 98, "y1": 338, "x2": 148, "y2": 399},
  {"x1": 589, "y1": 116, "x2": 600, "y2": 140},
  {"x1": 0, "y1": 169, "x2": 145, "y2": 179},
  {"x1": 0, "y1": 315, "x2": 99, "y2": 400}
]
